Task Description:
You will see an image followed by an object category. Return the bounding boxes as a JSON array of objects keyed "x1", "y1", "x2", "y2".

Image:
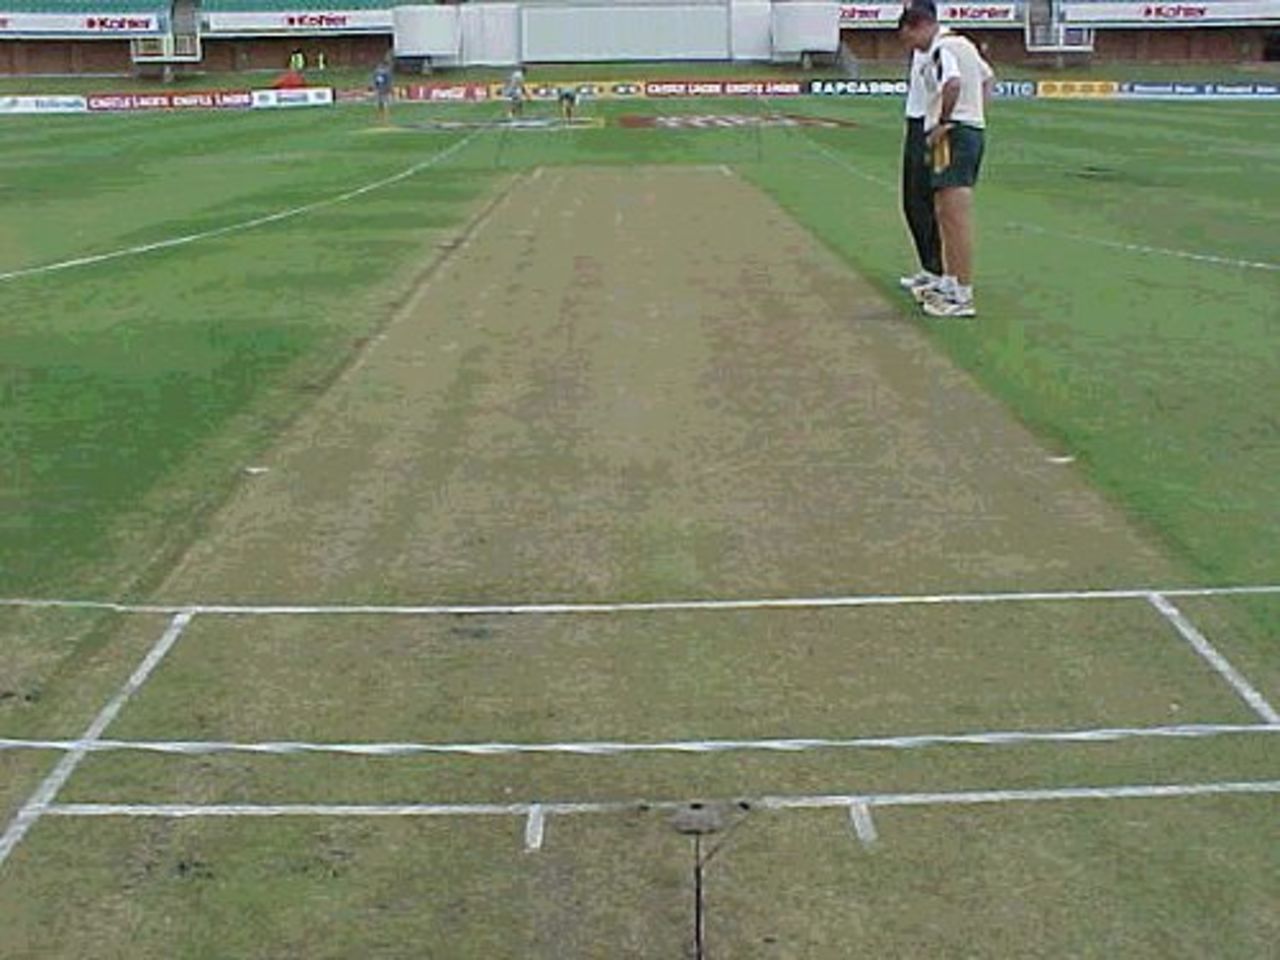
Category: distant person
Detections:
[
  {"x1": 900, "y1": 3, "x2": 994, "y2": 319},
  {"x1": 505, "y1": 67, "x2": 526, "y2": 119},
  {"x1": 558, "y1": 85, "x2": 579, "y2": 122},
  {"x1": 316, "y1": 51, "x2": 327, "y2": 72},
  {"x1": 897, "y1": 0, "x2": 944, "y2": 300},
  {"x1": 372, "y1": 57, "x2": 393, "y2": 126},
  {"x1": 289, "y1": 48, "x2": 306, "y2": 73}
]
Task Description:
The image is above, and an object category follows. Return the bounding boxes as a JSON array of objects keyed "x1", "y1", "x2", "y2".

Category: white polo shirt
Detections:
[
  {"x1": 905, "y1": 27, "x2": 950, "y2": 120},
  {"x1": 922, "y1": 31, "x2": 994, "y2": 130}
]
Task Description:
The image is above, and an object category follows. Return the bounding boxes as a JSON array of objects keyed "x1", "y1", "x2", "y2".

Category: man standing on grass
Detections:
[
  {"x1": 505, "y1": 67, "x2": 527, "y2": 119},
  {"x1": 372, "y1": 55, "x2": 394, "y2": 127},
  {"x1": 900, "y1": 3, "x2": 994, "y2": 318},
  {"x1": 898, "y1": 0, "x2": 945, "y2": 298}
]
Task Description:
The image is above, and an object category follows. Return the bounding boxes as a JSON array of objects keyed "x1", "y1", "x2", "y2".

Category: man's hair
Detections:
[{"x1": 898, "y1": 3, "x2": 938, "y2": 28}]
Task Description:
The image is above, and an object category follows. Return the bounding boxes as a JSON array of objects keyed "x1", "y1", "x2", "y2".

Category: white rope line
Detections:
[
  {"x1": 1, "y1": 583, "x2": 1278, "y2": 616},
  {"x1": 1148, "y1": 594, "x2": 1280, "y2": 724},
  {"x1": 795, "y1": 128, "x2": 1279, "y2": 274},
  {"x1": 0, "y1": 130, "x2": 484, "y2": 285},
  {"x1": 1, "y1": 722, "x2": 1275, "y2": 759},
  {"x1": 1007, "y1": 222, "x2": 1280, "y2": 273},
  {"x1": 797, "y1": 132, "x2": 893, "y2": 188},
  {"x1": 0, "y1": 611, "x2": 195, "y2": 868},
  {"x1": 42, "y1": 779, "x2": 1280, "y2": 821}
]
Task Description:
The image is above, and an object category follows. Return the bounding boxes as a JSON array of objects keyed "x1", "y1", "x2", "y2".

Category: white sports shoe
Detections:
[
  {"x1": 922, "y1": 294, "x2": 976, "y2": 319},
  {"x1": 912, "y1": 276, "x2": 946, "y2": 304},
  {"x1": 899, "y1": 271, "x2": 939, "y2": 291}
]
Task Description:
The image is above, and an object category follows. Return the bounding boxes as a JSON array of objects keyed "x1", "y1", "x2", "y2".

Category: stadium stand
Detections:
[
  {"x1": 2, "y1": 0, "x2": 1279, "y2": 74},
  {"x1": 200, "y1": 0, "x2": 392, "y2": 10}
]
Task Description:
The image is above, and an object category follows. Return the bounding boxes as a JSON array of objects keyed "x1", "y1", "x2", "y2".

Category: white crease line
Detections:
[
  {"x1": 43, "y1": 779, "x2": 1280, "y2": 821},
  {"x1": 1, "y1": 583, "x2": 1279, "y2": 616},
  {"x1": 848, "y1": 800, "x2": 878, "y2": 848},
  {"x1": 0, "y1": 611, "x2": 195, "y2": 868},
  {"x1": 2, "y1": 723, "x2": 1275, "y2": 759},
  {"x1": 857, "y1": 779, "x2": 1280, "y2": 809},
  {"x1": 0, "y1": 130, "x2": 484, "y2": 284},
  {"x1": 47, "y1": 802, "x2": 535, "y2": 819},
  {"x1": 1148, "y1": 594, "x2": 1280, "y2": 724},
  {"x1": 1008, "y1": 222, "x2": 1280, "y2": 273},
  {"x1": 524, "y1": 804, "x2": 546, "y2": 852}
]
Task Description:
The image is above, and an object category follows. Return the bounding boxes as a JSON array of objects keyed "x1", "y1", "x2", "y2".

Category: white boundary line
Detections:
[
  {"x1": 0, "y1": 611, "x2": 194, "y2": 868},
  {"x1": 1007, "y1": 222, "x2": 1280, "y2": 273},
  {"x1": 41, "y1": 779, "x2": 1280, "y2": 821},
  {"x1": 794, "y1": 128, "x2": 1279, "y2": 274},
  {"x1": 0, "y1": 130, "x2": 484, "y2": 285},
  {"x1": 1, "y1": 583, "x2": 1279, "y2": 616},
  {"x1": 1148, "y1": 594, "x2": 1280, "y2": 724},
  {"x1": 1, "y1": 722, "x2": 1276, "y2": 759}
]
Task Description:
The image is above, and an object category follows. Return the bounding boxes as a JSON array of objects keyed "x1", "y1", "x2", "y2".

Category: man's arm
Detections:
[
  {"x1": 937, "y1": 78, "x2": 961, "y2": 127},
  {"x1": 928, "y1": 44, "x2": 962, "y2": 144}
]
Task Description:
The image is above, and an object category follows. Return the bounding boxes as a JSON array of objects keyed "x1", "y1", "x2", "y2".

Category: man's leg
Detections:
[
  {"x1": 924, "y1": 123, "x2": 984, "y2": 317},
  {"x1": 935, "y1": 186, "x2": 974, "y2": 286},
  {"x1": 901, "y1": 122, "x2": 943, "y2": 279}
]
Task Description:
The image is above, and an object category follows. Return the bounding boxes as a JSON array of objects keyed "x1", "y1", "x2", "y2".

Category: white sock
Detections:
[{"x1": 941, "y1": 275, "x2": 959, "y2": 295}]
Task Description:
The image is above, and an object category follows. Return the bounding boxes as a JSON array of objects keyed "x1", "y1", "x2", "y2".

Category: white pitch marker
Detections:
[
  {"x1": 524, "y1": 804, "x2": 546, "y2": 852},
  {"x1": 848, "y1": 800, "x2": 878, "y2": 849}
]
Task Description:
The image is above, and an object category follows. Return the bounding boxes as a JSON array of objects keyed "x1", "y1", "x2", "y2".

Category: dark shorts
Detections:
[{"x1": 931, "y1": 123, "x2": 985, "y2": 190}]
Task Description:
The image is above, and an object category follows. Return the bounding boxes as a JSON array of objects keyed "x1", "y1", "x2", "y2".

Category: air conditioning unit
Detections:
[
  {"x1": 131, "y1": 33, "x2": 203, "y2": 64},
  {"x1": 1025, "y1": 23, "x2": 1095, "y2": 53}
]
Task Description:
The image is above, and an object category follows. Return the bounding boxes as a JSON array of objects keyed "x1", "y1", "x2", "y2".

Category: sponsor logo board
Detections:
[
  {"x1": 251, "y1": 87, "x2": 336, "y2": 109},
  {"x1": 86, "y1": 91, "x2": 252, "y2": 111},
  {"x1": 840, "y1": 2, "x2": 1019, "y2": 26},
  {"x1": 203, "y1": 9, "x2": 391, "y2": 34},
  {"x1": 0, "y1": 11, "x2": 162, "y2": 35},
  {"x1": 809, "y1": 79, "x2": 909, "y2": 96},
  {"x1": 0, "y1": 94, "x2": 88, "y2": 114},
  {"x1": 1062, "y1": 0, "x2": 1280, "y2": 23}
]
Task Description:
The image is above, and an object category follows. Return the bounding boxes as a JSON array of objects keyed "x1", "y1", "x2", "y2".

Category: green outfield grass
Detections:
[
  {"x1": 1, "y1": 91, "x2": 1277, "y2": 958},
  {"x1": 2, "y1": 96, "x2": 1277, "y2": 597}
]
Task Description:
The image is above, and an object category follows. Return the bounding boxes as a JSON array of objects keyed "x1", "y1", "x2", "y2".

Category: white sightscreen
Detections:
[
  {"x1": 730, "y1": 0, "x2": 772, "y2": 59},
  {"x1": 521, "y1": 5, "x2": 732, "y2": 62},
  {"x1": 461, "y1": 3, "x2": 520, "y2": 65},
  {"x1": 771, "y1": 2, "x2": 840, "y2": 53},
  {"x1": 393, "y1": 6, "x2": 461, "y2": 57}
]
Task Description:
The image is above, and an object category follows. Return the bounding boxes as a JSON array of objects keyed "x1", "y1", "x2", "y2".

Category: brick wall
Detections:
[
  {"x1": 0, "y1": 39, "x2": 134, "y2": 75},
  {"x1": 0, "y1": 34, "x2": 390, "y2": 75}
]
